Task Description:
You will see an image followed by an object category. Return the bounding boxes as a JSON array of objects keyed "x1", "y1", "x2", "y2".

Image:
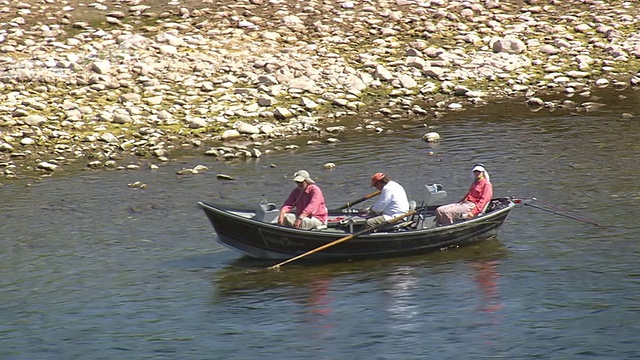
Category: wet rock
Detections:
[
  {"x1": 526, "y1": 97, "x2": 545, "y2": 107},
  {"x1": 177, "y1": 168, "x2": 194, "y2": 175},
  {"x1": 128, "y1": 181, "x2": 147, "y2": 189},
  {"x1": 37, "y1": 161, "x2": 59, "y2": 171},
  {"x1": 193, "y1": 165, "x2": 208, "y2": 173},
  {"x1": 422, "y1": 132, "x2": 441, "y2": 142}
]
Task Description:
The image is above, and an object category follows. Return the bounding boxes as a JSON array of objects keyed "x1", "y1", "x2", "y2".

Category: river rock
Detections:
[
  {"x1": 422, "y1": 132, "x2": 440, "y2": 142},
  {"x1": 37, "y1": 161, "x2": 59, "y2": 171},
  {"x1": 491, "y1": 38, "x2": 527, "y2": 54},
  {"x1": 222, "y1": 129, "x2": 241, "y2": 140},
  {"x1": 236, "y1": 122, "x2": 260, "y2": 134},
  {"x1": 24, "y1": 115, "x2": 47, "y2": 126},
  {"x1": 0, "y1": 0, "x2": 638, "y2": 182}
]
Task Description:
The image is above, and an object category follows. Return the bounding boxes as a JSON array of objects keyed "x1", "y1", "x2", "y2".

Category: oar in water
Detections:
[
  {"x1": 335, "y1": 190, "x2": 381, "y2": 211},
  {"x1": 268, "y1": 209, "x2": 418, "y2": 270}
]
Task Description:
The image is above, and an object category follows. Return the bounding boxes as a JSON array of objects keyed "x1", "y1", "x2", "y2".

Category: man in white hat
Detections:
[
  {"x1": 278, "y1": 170, "x2": 328, "y2": 230},
  {"x1": 435, "y1": 164, "x2": 493, "y2": 226}
]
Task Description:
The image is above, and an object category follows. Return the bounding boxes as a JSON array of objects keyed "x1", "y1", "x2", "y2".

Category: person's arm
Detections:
[
  {"x1": 278, "y1": 189, "x2": 298, "y2": 224},
  {"x1": 371, "y1": 188, "x2": 390, "y2": 214}
]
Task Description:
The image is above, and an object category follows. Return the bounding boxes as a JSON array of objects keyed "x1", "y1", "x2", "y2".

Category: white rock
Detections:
[
  {"x1": 222, "y1": 129, "x2": 241, "y2": 140},
  {"x1": 37, "y1": 161, "x2": 59, "y2": 171},
  {"x1": 193, "y1": 165, "x2": 208, "y2": 173},
  {"x1": 24, "y1": 115, "x2": 47, "y2": 126},
  {"x1": 100, "y1": 132, "x2": 119, "y2": 144},
  {"x1": 422, "y1": 132, "x2": 441, "y2": 142},
  {"x1": 90, "y1": 61, "x2": 111, "y2": 74},
  {"x1": 236, "y1": 122, "x2": 260, "y2": 134},
  {"x1": 260, "y1": 124, "x2": 275, "y2": 134},
  {"x1": 188, "y1": 118, "x2": 207, "y2": 129},
  {"x1": 20, "y1": 137, "x2": 35, "y2": 145},
  {"x1": 158, "y1": 45, "x2": 178, "y2": 55},
  {"x1": 374, "y1": 65, "x2": 394, "y2": 81}
]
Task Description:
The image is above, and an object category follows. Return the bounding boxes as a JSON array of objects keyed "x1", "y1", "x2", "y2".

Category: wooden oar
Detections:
[
  {"x1": 268, "y1": 209, "x2": 418, "y2": 269},
  {"x1": 335, "y1": 190, "x2": 381, "y2": 210}
]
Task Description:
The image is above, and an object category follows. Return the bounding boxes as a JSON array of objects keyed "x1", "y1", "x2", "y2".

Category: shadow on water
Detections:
[{"x1": 210, "y1": 238, "x2": 509, "y2": 299}]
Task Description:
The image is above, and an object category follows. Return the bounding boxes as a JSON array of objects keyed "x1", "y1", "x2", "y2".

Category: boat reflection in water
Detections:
[
  {"x1": 473, "y1": 259, "x2": 504, "y2": 314},
  {"x1": 378, "y1": 251, "x2": 506, "y2": 340},
  {"x1": 212, "y1": 240, "x2": 508, "y2": 342}
]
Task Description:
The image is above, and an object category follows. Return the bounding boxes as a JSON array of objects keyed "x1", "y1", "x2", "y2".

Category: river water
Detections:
[{"x1": 2, "y1": 88, "x2": 639, "y2": 359}]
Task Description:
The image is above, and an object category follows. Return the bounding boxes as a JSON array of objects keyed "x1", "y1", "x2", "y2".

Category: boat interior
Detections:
[{"x1": 241, "y1": 184, "x2": 508, "y2": 233}]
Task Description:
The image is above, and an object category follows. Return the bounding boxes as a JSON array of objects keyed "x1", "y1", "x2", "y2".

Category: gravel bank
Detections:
[{"x1": 1, "y1": 0, "x2": 639, "y2": 182}]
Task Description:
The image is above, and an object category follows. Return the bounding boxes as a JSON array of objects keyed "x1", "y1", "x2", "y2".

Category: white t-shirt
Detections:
[{"x1": 371, "y1": 180, "x2": 410, "y2": 219}]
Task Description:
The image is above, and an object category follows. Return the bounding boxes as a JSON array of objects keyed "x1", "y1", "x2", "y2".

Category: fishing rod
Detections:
[{"x1": 513, "y1": 197, "x2": 609, "y2": 229}]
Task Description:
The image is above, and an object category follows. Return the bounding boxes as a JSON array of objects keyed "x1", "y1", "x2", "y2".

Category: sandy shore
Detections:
[{"x1": 1, "y1": 0, "x2": 639, "y2": 182}]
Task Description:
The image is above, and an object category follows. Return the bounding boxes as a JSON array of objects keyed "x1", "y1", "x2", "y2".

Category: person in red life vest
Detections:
[
  {"x1": 278, "y1": 170, "x2": 328, "y2": 230},
  {"x1": 436, "y1": 164, "x2": 493, "y2": 226}
]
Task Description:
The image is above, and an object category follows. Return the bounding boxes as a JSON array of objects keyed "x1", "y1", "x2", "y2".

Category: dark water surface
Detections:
[{"x1": 2, "y1": 90, "x2": 640, "y2": 359}]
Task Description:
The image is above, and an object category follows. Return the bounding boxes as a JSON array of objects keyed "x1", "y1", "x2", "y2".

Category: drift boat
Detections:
[{"x1": 199, "y1": 184, "x2": 515, "y2": 261}]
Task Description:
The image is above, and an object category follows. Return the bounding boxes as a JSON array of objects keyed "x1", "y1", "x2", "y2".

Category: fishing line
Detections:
[
  {"x1": 494, "y1": 150, "x2": 610, "y2": 229},
  {"x1": 523, "y1": 201, "x2": 609, "y2": 229},
  {"x1": 533, "y1": 199, "x2": 609, "y2": 228}
]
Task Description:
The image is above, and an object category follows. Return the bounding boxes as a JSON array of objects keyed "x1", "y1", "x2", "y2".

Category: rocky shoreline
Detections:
[{"x1": 1, "y1": 0, "x2": 639, "y2": 182}]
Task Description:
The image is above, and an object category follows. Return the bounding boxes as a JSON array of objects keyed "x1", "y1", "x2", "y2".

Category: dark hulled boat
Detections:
[{"x1": 199, "y1": 184, "x2": 516, "y2": 261}]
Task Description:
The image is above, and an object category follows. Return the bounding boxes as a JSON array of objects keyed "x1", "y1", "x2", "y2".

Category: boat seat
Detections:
[
  {"x1": 381, "y1": 201, "x2": 418, "y2": 231},
  {"x1": 474, "y1": 200, "x2": 492, "y2": 218},
  {"x1": 387, "y1": 220, "x2": 415, "y2": 231},
  {"x1": 459, "y1": 200, "x2": 493, "y2": 222},
  {"x1": 337, "y1": 216, "x2": 367, "y2": 233},
  {"x1": 419, "y1": 215, "x2": 438, "y2": 229},
  {"x1": 385, "y1": 214, "x2": 419, "y2": 232}
]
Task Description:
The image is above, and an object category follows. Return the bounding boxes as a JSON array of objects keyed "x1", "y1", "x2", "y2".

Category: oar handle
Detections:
[
  {"x1": 268, "y1": 209, "x2": 417, "y2": 269},
  {"x1": 336, "y1": 190, "x2": 381, "y2": 210}
]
